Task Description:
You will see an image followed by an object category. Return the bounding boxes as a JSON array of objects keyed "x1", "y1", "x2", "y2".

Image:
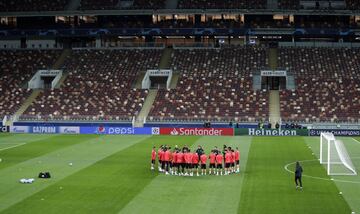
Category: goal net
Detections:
[{"x1": 320, "y1": 132, "x2": 357, "y2": 175}]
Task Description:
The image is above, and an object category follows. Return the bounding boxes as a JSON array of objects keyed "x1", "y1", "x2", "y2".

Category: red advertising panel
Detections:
[{"x1": 160, "y1": 128, "x2": 234, "y2": 136}]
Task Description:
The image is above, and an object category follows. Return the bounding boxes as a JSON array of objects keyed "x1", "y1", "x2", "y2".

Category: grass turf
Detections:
[{"x1": 0, "y1": 134, "x2": 358, "y2": 214}]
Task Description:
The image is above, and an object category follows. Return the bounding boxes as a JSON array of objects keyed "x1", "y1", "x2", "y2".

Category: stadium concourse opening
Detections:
[{"x1": 261, "y1": 70, "x2": 287, "y2": 90}]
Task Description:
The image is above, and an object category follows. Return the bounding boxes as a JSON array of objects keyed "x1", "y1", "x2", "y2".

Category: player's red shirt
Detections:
[
  {"x1": 225, "y1": 152, "x2": 232, "y2": 163},
  {"x1": 172, "y1": 152, "x2": 177, "y2": 163},
  {"x1": 163, "y1": 150, "x2": 170, "y2": 161},
  {"x1": 159, "y1": 150, "x2": 164, "y2": 161},
  {"x1": 151, "y1": 149, "x2": 156, "y2": 160},
  {"x1": 169, "y1": 151, "x2": 173, "y2": 162},
  {"x1": 235, "y1": 151, "x2": 240, "y2": 161},
  {"x1": 157, "y1": 149, "x2": 162, "y2": 159},
  {"x1": 209, "y1": 153, "x2": 216, "y2": 164},
  {"x1": 176, "y1": 152, "x2": 183, "y2": 163},
  {"x1": 200, "y1": 154, "x2": 207, "y2": 164},
  {"x1": 192, "y1": 153, "x2": 199, "y2": 164},
  {"x1": 231, "y1": 152, "x2": 235, "y2": 163},
  {"x1": 216, "y1": 154, "x2": 223, "y2": 164},
  {"x1": 185, "y1": 152, "x2": 192, "y2": 164}
]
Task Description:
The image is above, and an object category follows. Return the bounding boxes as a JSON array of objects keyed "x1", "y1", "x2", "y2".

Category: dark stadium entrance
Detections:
[
  {"x1": 260, "y1": 70, "x2": 287, "y2": 90},
  {"x1": 150, "y1": 76, "x2": 168, "y2": 89},
  {"x1": 261, "y1": 76, "x2": 286, "y2": 90},
  {"x1": 41, "y1": 76, "x2": 55, "y2": 89}
]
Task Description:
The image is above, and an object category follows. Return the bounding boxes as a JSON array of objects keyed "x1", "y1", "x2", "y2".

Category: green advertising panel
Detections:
[{"x1": 235, "y1": 128, "x2": 309, "y2": 136}]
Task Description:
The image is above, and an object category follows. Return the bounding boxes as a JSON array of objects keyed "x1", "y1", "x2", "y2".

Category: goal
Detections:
[{"x1": 320, "y1": 132, "x2": 357, "y2": 175}]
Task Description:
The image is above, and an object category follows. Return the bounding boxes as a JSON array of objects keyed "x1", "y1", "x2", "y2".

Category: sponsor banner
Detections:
[
  {"x1": 31, "y1": 126, "x2": 58, "y2": 134},
  {"x1": 59, "y1": 126, "x2": 80, "y2": 134},
  {"x1": 160, "y1": 128, "x2": 234, "y2": 136},
  {"x1": 309, "y1": 129, "x2": 360, "y2": 136},
  {"x1": 0, "y1": 126, "x2": 9, "y2": 133},
  {"x1": 10, "y1": 126, "x2": 30, "y2": 133},
  {"x1": 235, "y1": 128, "x2": 308, "y2": 136},
  {"x1": 80, "y1": 126, "x2": 154, "y2": 135}
]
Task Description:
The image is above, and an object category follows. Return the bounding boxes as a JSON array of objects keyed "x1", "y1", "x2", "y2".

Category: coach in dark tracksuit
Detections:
[{"x1": 295, "y1": 161, "x2": 303, "y2": 190}]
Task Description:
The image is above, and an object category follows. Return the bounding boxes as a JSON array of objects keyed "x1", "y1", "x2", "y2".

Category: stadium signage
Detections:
[
  {"x1": 80, "y1": 126, "x2": 154, "y2": 135},
  {"x1": 309, "y1": 129, "x2": 360, "y2": 136},
  {"x1": 249, "y1": 128, "x2": 296, "y2": 136},
  {"x1": 10, "y1": 126, "x2": 29, "y2": 133},
  {"x1": 261, "y1": 70, "x2": 287, "y2": 77},
  {"x1": 235, "y1": 128, "x2": 308, "y2": 136},
  {"x1": 0, "y1": 126, "x2": 9, "y2": 133},
  {"x1": 59, "y1": 126, "x2": 80, "y2": 134},
  {"x1": 160, "y1": 128, "x2": 233, "y2": 136},
  {"x1": 32, "y1": 126, "x2": 57, "y2": 134}
]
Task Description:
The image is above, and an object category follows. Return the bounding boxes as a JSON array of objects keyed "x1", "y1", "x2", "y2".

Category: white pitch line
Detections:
[
  {"x1": 352, "y1": 138, "x2": 360, "y2": 145},
  {"x1": 284, "y1": 159, "x2": 360, "y2": 184},
  {"x1": 0, "y1": 143, "x2": 26, "y2": 151}
]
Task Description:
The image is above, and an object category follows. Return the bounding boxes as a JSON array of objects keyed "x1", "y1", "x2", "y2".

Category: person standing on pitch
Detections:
[{"x1": 295, "y1": 161, "x2": 303, "y2": 190}]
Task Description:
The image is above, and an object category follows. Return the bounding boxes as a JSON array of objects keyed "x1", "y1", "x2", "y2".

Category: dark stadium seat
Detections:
[
  {"x1": 177, "y1": 0, "x2": 267, "y2": 9},
  {"x1": 0, "y1": 0, "x2": 68, "y2": 11}
]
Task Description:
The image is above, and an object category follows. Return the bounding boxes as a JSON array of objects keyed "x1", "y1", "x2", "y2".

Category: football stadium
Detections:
[{"x1": 0, "y1": 0, "x2": 360, "y2": 213}]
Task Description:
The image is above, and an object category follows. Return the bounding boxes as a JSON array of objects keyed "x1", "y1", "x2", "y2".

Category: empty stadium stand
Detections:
[
  {"x1": 278, "y1": 47, "x2": 360, "y2": 122},
  {"x1": 148, "y1": 46, "x2": 269, "y2": 122},
  {"x1": 0, "y1": 50, "x2": 61, "y2": 117},
  {"x1": 22, "y1": 49, "x2": 162, "y2": 121},
  {"x1": 0, "y1": 0, "x2": 68, "y2": 11}
]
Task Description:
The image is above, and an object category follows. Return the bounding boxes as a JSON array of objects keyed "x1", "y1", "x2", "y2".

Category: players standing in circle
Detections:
[
  {"x1": 295, "y1": 161, "x2": 303, "y2": 190},
  {"x1": 151, "y1": 146, "x2": 156, "y2": 170},
  {"x1": 216, "y1": 151, "x2": 223, "y2": 176},
  {"x1": 235, "y1": 147, "x2": 240, "y2": 173},
  {"x1": 200, "y1": 152, "x2": 207, "y2": 176},
  {"x1": 209, "y1": 150, "x2": 216, "y2": 175}
]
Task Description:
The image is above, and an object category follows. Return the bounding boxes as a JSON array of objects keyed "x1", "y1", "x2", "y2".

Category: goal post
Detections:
[{"x1": 319, "y1": 132, "x2": 357, "y2": 176}]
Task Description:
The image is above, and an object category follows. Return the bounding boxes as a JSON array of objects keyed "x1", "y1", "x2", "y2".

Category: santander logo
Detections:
[{"x1": 170, "y1": 129, "x2": 179, "y2": 135}]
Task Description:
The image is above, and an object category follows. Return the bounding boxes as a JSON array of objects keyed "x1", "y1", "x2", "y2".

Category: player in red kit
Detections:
[
  {"x1": 151, "y1": 146, "x2": 156, "y2": 171},
  {"x1": 231, "y1": 149, "x2": 236, "y2": 173},
  {"x1": 172, "y1": 149, "x2": 177, "y2": 175},
  {"x1": 176, "y1": 150, "x2": 184, "y2": 176},
  {"x1": 235, "y1": 147, "x2": 240, "y2": 173},
  {"x1": 225, "y1": 149, "x2": 232, "y2": 175},
  {"x1": 184, "y1": 150, "x2": 192, "y2": 176},
  {"x1": 192, "y1": 151, "x2": 199, "y2": 176},
  {"x1": 158, "y1": 146, "x2": 163, "y2": 172},
  {"x1": 216, "y1": 152, "x2": 223, "y2": 176},
  {"x1": 209, "y1": 151, "x2": 216, "y2": 175},
  {"x1": 163, "y1": 148, "x2": 171, "y2": 175},
  {"x1": 200, "y1": 153, "x2": 207, "y2": 175}
]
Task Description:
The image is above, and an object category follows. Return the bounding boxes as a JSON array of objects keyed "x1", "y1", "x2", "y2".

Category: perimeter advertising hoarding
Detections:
[
  {"x1": 159, "y1": 128, "x2": 234, "y2": 136},
  {"x1": 0, "y1": 126, "x2": 9, "y2": 133},
  {"x1": 309, "y1": 129, "x2": 360, "y2": 136},
  {"x1": 80, "y1": 126, "x2": 156, "y2": 135},
  {"x1": 235, "y1": 128, "x2": 309, "y2": 136}
]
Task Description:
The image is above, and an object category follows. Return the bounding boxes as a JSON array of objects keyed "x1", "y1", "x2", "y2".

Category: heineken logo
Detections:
[{"x1": 248, "y1": 128, "x2": 297, "y2": 136}]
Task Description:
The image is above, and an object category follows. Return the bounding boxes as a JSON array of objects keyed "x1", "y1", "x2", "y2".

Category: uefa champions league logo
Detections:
[{"x1": 170, "y1": 129, "x2": 179, "y2": 135}]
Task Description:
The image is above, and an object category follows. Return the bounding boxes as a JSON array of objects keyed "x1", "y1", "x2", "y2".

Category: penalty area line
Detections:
[{"x1": 0, "y1": 143, "x2": 26, "y2": 151}]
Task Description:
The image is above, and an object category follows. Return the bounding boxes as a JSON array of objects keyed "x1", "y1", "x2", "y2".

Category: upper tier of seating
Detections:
[
  {"x1": 79, "y1": 0, "x2": 165, "y2": 10},
  {"x1": 0, "y1": 50, "x2": 61, "y2": 117},
  {"x1": 148, "y1": 47, "x2": 269, "y2": 122},
  {"x1": 23, "y1": 49, "x2": 162, "y2": 120},
  {"x1": 278, "y1": 0, "x2": 360, "y2": 10},
  {"x1": 0, "y1": 0, "x2": 68, "y2": 11},
  {"x1": 278, "y1": 47, "x2": 360, "y2": 122},
  {"x1": 177, "y1": 0, "x2": 266, "y2": 9}
]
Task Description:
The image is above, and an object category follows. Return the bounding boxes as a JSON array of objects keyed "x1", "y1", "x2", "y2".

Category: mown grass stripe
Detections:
[
  {"x1": 0, "y1": 135, "x2": 149, "y2": 213},
  {"x1": 1, "y1": 136, "x2": 199, "y2": 214},
  {"x1": 238, "y1": 136, "x2": 351, "y2": 214},
  {"x1": 0, "y1": 134, "x2": 98, "y2": 170},
  {"x1": 118, "y1": 136, "x2": 252, "y2": 214}
]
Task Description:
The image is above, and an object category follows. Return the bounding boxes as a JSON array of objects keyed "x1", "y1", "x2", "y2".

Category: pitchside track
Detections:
[{"x1": 0, "y1": 134, "x2": 359, "y2": 214}]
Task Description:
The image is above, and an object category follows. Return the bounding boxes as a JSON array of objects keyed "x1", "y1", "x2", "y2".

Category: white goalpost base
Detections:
[{"x1": 320, "y1": 132, "x2": 357, "y2": 176}]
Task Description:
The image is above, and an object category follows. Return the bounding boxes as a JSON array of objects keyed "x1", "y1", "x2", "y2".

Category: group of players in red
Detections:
[{"x1": 151, "y1": 145, "x2": 240, "y2": 176}]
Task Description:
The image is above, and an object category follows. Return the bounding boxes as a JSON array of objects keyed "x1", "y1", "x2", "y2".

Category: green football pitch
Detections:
[{"x1": 0, "y1": 133, "x2": 359, "y2": 214}]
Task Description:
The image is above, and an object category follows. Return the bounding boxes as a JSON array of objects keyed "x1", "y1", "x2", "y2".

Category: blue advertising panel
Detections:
[
  {"x1": 309, "y1": 129, "x2": 360, "y2": 136},
  {"x1": 80, "y1": 126, "x2": 155, "y2": 135}
]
